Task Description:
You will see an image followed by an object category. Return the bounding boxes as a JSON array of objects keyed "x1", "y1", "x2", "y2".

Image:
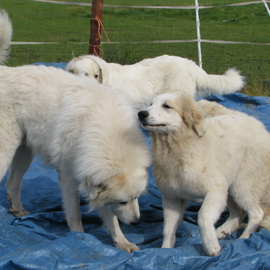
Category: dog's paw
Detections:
[
  {"x1": 115, "y1": 241, "x2": 140, "y2": 253},
  {"x1": 8, "y1": 206, "x2": 29, "y2": 217},
  {"x1": 216, "y1": 222, "x2": 238, "y2": 239},
  {"x1": 216, "y1": 228, "x2": 229, "y2": 239},
  {"x1": 204, "y1": 244, "x2": 221, "y2": 257}
]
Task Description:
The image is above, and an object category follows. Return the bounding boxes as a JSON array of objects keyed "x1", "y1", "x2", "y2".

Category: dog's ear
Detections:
[
  {"x1": 89, "y1": 56, "x2": 107, "y2": 84},
  {"x1": 88, "y1": 185, "x2": 99, "y2": 201},
  {"x1": 83, "y1": 180, "x2": 106, "y2": 201},
  {"x1": 98, "y1": 67, "x2": 103, "y2": 84},
  {"x1": 181, "y1": 95, "x2": 206, "y2": 137}
]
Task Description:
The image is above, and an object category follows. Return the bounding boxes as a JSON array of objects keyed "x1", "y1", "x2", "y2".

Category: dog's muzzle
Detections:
[
  {"x1": 131, "y1": 217, "x2": 140, "y2": 226},
  {"x1": 138, "y1": 110, "x2": 149, "y2": 123}
]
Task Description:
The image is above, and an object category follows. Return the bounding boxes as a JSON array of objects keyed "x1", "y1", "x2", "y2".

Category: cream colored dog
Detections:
[
  {"x1": 0, "y1": 10, "x2": 151, "y2": 253},
  {"x1": 138, "y1": 92, "x2": 270, "y2": 256},
  {"x1": 66, "y1": 54, "x2": 245, "y2": 111}
]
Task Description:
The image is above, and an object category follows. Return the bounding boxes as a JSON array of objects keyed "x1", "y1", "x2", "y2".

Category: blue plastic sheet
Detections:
[{"x1": 1, "y1": 62, "x2": 270, "y2": 269}]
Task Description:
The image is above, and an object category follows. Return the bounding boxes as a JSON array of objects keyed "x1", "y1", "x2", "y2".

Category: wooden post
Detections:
[{"x1": 89, "y1": 0, "x2": 104, "y2": 55}]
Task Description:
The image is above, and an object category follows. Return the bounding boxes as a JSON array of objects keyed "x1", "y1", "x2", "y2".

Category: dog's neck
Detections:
[
  {"x1": 150, "y1": 125, "x2": 197, "y2": 145},
  {"x1": 150, "y1": 128, "x2": 196, "y2": 164}
]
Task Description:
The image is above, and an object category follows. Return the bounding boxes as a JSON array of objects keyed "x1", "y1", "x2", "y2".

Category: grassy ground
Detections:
[
  {"x1": 54, "y1": 0, "x2": 260, "y2": 6},
  {"x1": 0, "y1": 0, "x2": 269, "y2": 96}
]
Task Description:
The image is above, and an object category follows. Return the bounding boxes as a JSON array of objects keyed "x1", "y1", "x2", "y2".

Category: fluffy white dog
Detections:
[
  {"x1": 0, "y1": 10, "x2": 151, "y2": 253},
  {"x1": 66, "y1": 54, "x2": 245, "y2": 111},
  {"x1": 138, "y1": 92, "x2": 270, "y2": 256}
]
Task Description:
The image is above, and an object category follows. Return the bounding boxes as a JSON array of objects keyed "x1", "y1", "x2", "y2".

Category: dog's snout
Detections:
[
  {"x1": 138, "y1": 110, "x2": 149, "y2": 121},
  {"x1": 131, "y1": 218, "x2": 140, "y2": 226}
]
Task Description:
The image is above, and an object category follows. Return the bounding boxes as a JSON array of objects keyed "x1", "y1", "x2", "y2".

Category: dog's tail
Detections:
[
  {"x1": 194, "y1": 67, "x2": 245, "y2": 97},
  {"x1": 0, "y1": 9, "x2": 12, "y2": 64}
]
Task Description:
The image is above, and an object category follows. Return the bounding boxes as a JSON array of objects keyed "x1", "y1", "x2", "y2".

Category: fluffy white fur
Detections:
[
  {"x1": 0, "y1": 10, "x2": 151, "y2": 253},
  {"x1": 66, "y1": 54, "x2": 245, "y2": 111},
  {"x1": 138, "y1": 92, "x2": 270, "y2": 256},
  {"x1": 0, "y1": 10, "x2": 11, "y2": 63}
]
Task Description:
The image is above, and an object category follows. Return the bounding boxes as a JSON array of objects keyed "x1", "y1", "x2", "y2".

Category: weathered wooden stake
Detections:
[{"x1": 89, "y1": 0, "x2": 104, "y2": 55}]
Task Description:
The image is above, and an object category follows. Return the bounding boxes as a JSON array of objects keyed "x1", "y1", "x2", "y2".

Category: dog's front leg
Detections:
[
  {"x1": 58, "y1": 171, "x2": 83, "y2": 232},
  {"x1": 161, "y1": 196, "x2": 187, "y2": 248},
  {"x1": 98, "y1": 208, "x2": 139, "y2": 253},
  {"x1": 198, "y1": 187, "x2": 227, "y2": 257}
]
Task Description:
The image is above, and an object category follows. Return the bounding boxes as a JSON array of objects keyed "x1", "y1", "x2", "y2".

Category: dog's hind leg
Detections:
[
  {"x1": 198, "y1": 186, "x2": 228, "y2": 256},
  {"x1": 235, "y1": 196, "x2": 264, "y2": 239},
  {"x1": 260, "y1": 206, "x2": 270, "y2": 231},
  {"x1": 0, "y1": 124, "x2": 25, "y2": 213},
  {"x1": 229, "y1": 182, "x2": 264, "y2": 239},
  {"x1": 58, "y1": 171, "x2": 83, "y2": 233},
  {"x1": 161, "y1": 196, "x2": 188, "y2": 249},
  {"x1": 216, "y1": 194, "x2": 246, "y2": 239},
  {"x1": 98, "y1": 208, "x2": 139, "y2": 253},
  {"x1": 0, "y1": 134, "x2": 21, "y2": 183},
  {"x1": 6, "y1": 141, "x2": 34, "y2": 217}
]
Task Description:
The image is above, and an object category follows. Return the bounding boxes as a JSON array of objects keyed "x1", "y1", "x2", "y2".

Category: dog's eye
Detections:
[
  {"x1": 94, "y1": 74, "x2": 98, "y2": 79},
  {"x1": 119, "y1": 201, "x2": 128, "y2": 205},
  {"x1": 85, "y1": 73, "x2": 89, "y2": 76},
  {"x1": 163, "y1": 104, "x2": 172, "y2": 109}
]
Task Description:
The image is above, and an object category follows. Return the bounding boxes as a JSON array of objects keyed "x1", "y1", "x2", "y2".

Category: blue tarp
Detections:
[{"x1": 1, "y1": 62, "x2": 270, "y2": 269}]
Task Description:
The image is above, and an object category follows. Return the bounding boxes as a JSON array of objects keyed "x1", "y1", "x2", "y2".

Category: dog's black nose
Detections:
[
  {"x1": 138, "y1": 110, "x2": 149, "y2": 121},
  {"x1": 131, "y1": 218, "x2": 140, "y2": 226}
]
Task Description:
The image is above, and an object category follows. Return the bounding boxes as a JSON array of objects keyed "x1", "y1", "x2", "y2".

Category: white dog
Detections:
[
  {"x1": 0, "y1": 10, "x2": 151, "y2": 253},
  {"x1": 66, "y1": 54, "x2": 245, "y2": 111},
  {"x1": 138, "y1": 92, "x2": 270, "y2": 256}
]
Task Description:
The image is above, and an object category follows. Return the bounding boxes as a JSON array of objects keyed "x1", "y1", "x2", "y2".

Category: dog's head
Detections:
[
  {"x1": 138, "y1": 92, "x2": 206, "y2": 136},
  {"x1": 66, "y1": 55, "x2": 105, "y2": 84},
  {"x1": 79, "y1": 169, "x2": 148, "y2": 225}
]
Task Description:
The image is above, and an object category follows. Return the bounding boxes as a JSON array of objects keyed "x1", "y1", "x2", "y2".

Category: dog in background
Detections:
[
  {"x1": 138, "y1": 92, "x2": 270, "y2": 256},
  {"x1": 0, "y1": 9, "x2": 151, "y2": 253},
  {"x1": 66, "y1": 54, "x2": 245, "y2": 111}
]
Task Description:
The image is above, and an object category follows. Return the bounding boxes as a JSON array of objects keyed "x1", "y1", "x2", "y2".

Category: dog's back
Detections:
[{"x1": 198, "y1": 99, "x2": 239, "y2": 117}]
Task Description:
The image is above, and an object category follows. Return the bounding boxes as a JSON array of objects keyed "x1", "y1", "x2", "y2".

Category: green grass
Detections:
[
  {"x1": 0, "y1": 0, "x2": 269, "y2": 96},
  {"x1": 54, "y1": 0, "x2": 257, "y2": 6}
]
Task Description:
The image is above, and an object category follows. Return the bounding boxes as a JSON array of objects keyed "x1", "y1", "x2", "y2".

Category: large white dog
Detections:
[
  {"x1": 138, "y1": 92, "x2": 270, "y2": 256},
  {"x1": 66, "y1": 54, "x2": 245, "y2": 111},
  {"x1": 0, "y1": 10, "x2": 151, "y2": 253}
]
